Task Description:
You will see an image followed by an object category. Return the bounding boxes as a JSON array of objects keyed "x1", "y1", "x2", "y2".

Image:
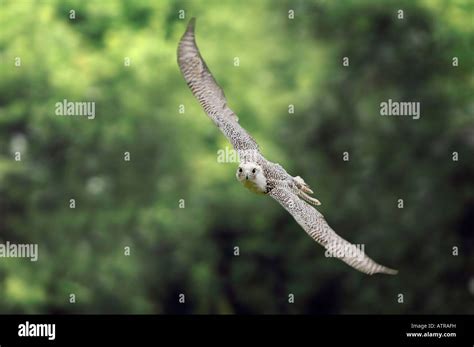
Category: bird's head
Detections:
[{"x1": 236, "y1": 162, "x2": 264, "y2": 183}]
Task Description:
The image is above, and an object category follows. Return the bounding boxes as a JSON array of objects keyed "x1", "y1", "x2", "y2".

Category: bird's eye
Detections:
[
  {"x1": 252, "y1": 168, "x2": 256, "y2": 173},
  {"x1": 238, "y1": 168, "x2": 243, "y2": 173}
]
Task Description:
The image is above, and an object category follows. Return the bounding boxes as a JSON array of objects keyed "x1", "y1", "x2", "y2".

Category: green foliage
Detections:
[{"x1": 0, "y1": 0, "x2": 472, "y2": 313}]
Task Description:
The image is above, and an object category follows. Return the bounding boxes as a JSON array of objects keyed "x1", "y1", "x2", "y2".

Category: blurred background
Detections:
[{"x1": 0, "y1": 0, "x2": 473, "y2": 314}]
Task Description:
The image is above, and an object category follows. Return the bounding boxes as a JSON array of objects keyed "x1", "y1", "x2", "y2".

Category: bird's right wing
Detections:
[
  {"x1": 177, "y1": 18, "x2": 260, "y2": 156},
  {"x1": 268, "y1": 185, "x2": 398, "y2": 275}
]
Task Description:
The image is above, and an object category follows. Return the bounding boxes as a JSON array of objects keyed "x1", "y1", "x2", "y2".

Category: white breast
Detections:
[{"x1": 242, "y1": 174, "x2": 267, "y2": 194}]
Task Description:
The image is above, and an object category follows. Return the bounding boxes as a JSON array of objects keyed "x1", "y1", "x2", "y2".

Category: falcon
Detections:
[{"x1": 177, "y1": 18, "x2": 398, "y2": 275}]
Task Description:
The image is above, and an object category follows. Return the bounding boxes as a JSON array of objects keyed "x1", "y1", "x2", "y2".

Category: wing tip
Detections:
[
  {"x1": 177, "y1": 17, "x2": 198, "y2": 63},
  {"x1": 186, "y1": 17, "x2": 196, "y2": 33},
  {"x1": 374, "y1": 267, "x2": 398, "y2": 275}
]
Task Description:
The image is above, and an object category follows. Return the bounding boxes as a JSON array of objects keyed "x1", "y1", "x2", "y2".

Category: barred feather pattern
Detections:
[
  {"x1": 177, "y1": 18, "x2": 259, "y2": 153},
  {"x1": 177, "y1": 18, "x2": 398, "y2": 275},
  {"x1": 269, "y1": 185, "x2": 398, "y2": 275}
]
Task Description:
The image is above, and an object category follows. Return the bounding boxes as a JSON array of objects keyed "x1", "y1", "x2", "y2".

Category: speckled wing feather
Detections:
[
  {"x1": 178, "y1": 18, "x2": 259, "y2": 153},
  {"x1": 269, "y1": 186, "x2": 398, "y2": 275}
]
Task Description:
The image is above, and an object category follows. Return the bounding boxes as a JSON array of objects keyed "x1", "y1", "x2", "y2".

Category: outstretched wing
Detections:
[
  {"x1": 269, "y1": 185, "x2": 398, "y2": 275},
  {"x1": 178, "y1": 18, "x2": 259, "y2": 154}
]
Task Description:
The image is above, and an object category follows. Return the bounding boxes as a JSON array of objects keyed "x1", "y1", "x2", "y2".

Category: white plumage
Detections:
[{"x1": 177, "y1": 18, "x2": 397, "y2": 275}]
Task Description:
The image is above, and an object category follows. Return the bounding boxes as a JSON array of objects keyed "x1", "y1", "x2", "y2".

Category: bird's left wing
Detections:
[
  {"x1": 177, "y1": 18, "x2": 259, "y2": 154},
  {"x1": 268, "y1": 185, "x2": 398, "y2": 275}
]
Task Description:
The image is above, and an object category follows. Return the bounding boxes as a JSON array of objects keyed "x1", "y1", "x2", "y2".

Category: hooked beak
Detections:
[{"x1": 245, "y1": 175, "x2": 249, "y2": 180}]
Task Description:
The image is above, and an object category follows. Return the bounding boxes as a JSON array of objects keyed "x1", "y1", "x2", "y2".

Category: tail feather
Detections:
[
  {"x1": 294, "y1": 176, "x2": 320, "y2": 205},
  {"x1": 299, "y1": 190, "x2": 321, "y2": 206},
  {"x1": 294, "y1": 176, "x2": 314, "y2": 194}
]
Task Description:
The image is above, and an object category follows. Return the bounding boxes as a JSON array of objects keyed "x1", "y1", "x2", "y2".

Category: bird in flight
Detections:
[{"x1": 177, "y1": 18, "x2": 397, "y2": 275}]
